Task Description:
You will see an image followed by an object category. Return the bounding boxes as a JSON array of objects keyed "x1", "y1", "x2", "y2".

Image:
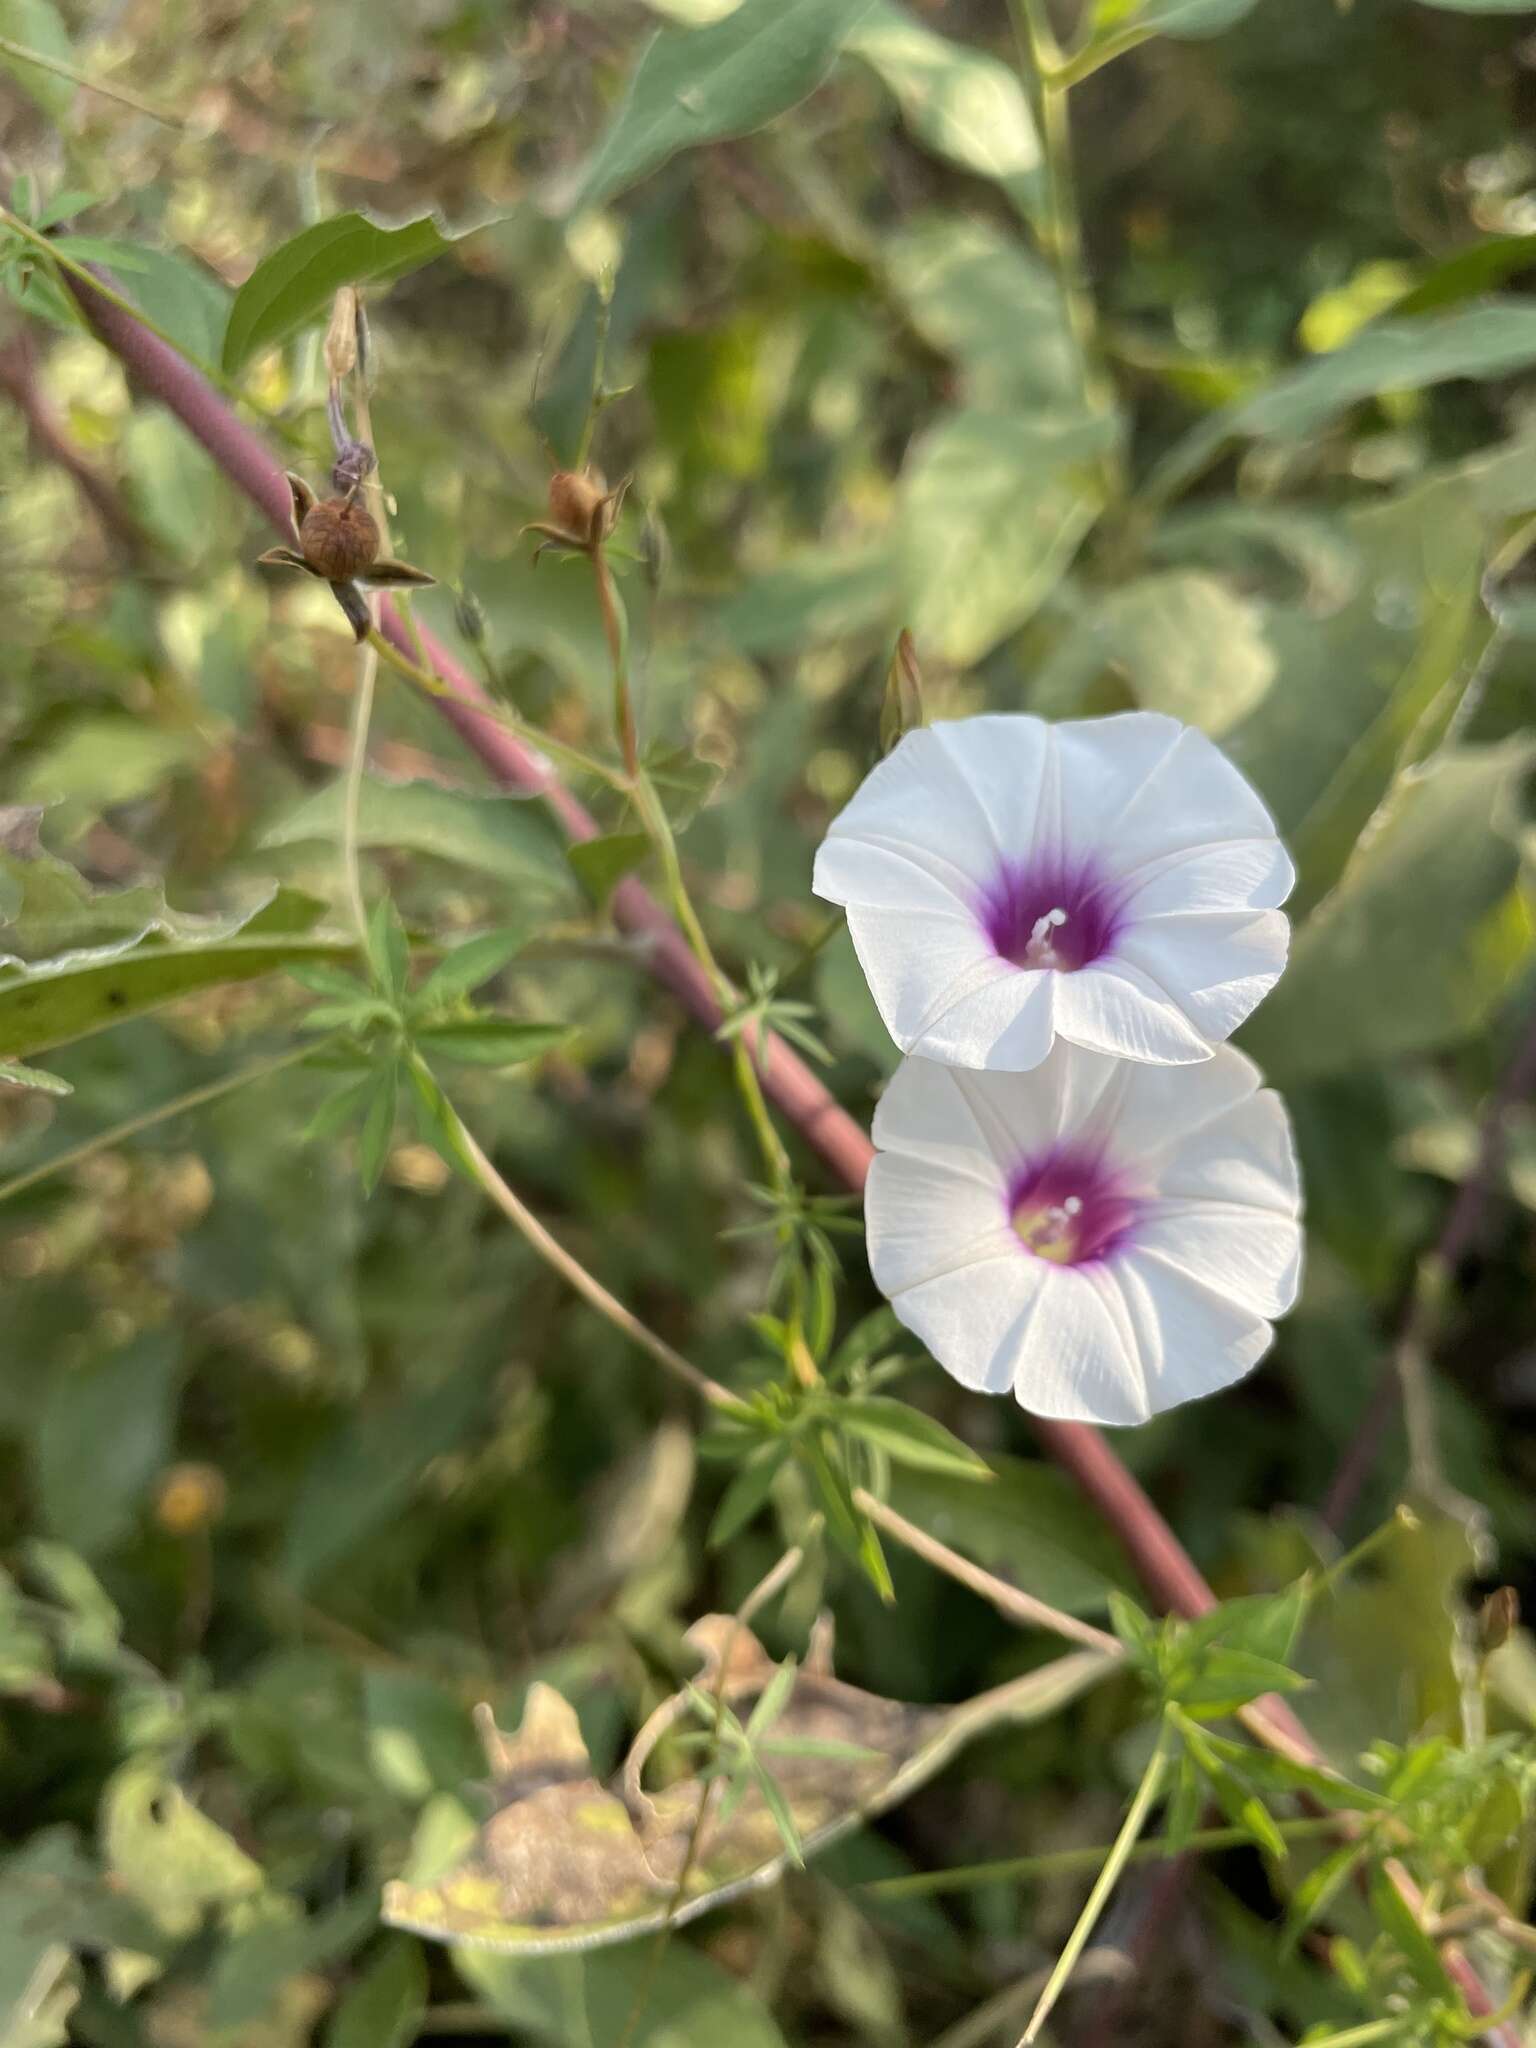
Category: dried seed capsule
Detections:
[
  {"x1": 299, "y1": 497, "x2": 381, "y2": 581},
  {"x1": 548, "y1": 467, "x2": 610, "y2": 544}
]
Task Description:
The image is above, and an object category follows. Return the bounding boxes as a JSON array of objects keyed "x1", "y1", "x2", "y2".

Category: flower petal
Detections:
[
  {"x1": 1078, "y1": 1042, "x2": 1267, "y2": 1165},
  {"x1": 875, "y1": 1242, "x2": 1051, "y2": 1396},
  {"x1": 1117, "y1": 836, "x2": 1295, "y2": 917},
  {"x1": 1065, "y1": 716, "x2": 1284, "y2": 872},
  {"x1": 1007, "y1": 1266, "x2": 1153, "y2": 1425},
  {"x1": 1103, "y1": 1252, "x2": 1277, "y2": 1413},
  {"x1": 1114, "y1": 908, "x2": 1289, "y2": 1043},
  {"x1": 1134, "y1": 1202, "x2": 1302, "y2": 1318},
  {"x1": 844, "y1": 906, "x2": 1002, "y2": 1054},
  {"x1": 1051, "y1": 960, "x2": 1214, "y2": 1064},
  {"x1": 864, "y1": 1151, "x2": 1014, "y2": 1297},
  {"x1": 1155, "y1": 1086, "x2": 1301, "y2": 1216}
]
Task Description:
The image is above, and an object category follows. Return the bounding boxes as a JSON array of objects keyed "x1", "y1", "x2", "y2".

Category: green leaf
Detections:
[
  {"x1": 567, "y1": 831, "x2": 651, "y2": 907},
  {"x1": 0, "y1": 1059, "x2": 70, "y2": 1095},
  {"x1": 1173, "y1": 1647, "x2": 1311, "y2": 1717},
  {"x1": 21, "y1": 1541, "x2": 121, "y2": 1662},
  {"x1": 358, "y1": 1059, "x2": 400, "y2": 1193},
  {"x1": 1154, "y1": 301, "x2": 1536, "y2": 498},
  {"x1": 886, "y1": 216, "x2": 1079, "y2": 410},
  {"x1": 1031, "y1": 571, "x2": 1275, "y2": 735},
  {"x1": 1181, "y1": 1582, "x2": 1310, "y2": 1665},
  {"x1": 837, "y1": 1398, "x2": 990, "y2": 1476},
  {"x1": 461, "y1": 1939, "x2": 791, "y2": 2048},
  {"x1": 1115, "y1": 0, "x2": 1264, "y2": 34},
  {"x1": 899, "y1": 409, "x2": 1111, "y2": 665},
  {"x1": 1389, "y1": 234, "x2": 1536, "y2": 316},
  {"x1": 59, "y1": 240, "x2": 230, "y2": 363},
  {"x1": 414, "y1": 1019, "x2": 567, "y2": 1068},
  {"x1": 102, "y1": 1764, "x2": 266, "y2": 1936},
  {"x1": 33, "y1": 1338, "x2": 179, "y2": 1557},
  {"x1": 281, "y1": 1367, "x2": 490, "y2": 1585},
  {"x1": 1245, "y1": 741, "x2": 1535, "y2": 1082},
  {"x1": 565, "y1": 0, "x2": 878, "y2": 215},
  {"x1": 890, "y1": 1455, "x2": 1137, "y2": 1616},
  {"x1": 262, "y1": 777, "x2": 574, "y2": 896},
  {"x1": 848, "y1": 3, "x2": 1042, "y2": 215},
  {"x1": 367, "y1": 898, "x2": 411, "y2": 1004},
  {"x1": 326, "y1": 1937, "x2": 428, "y2": 2048},
  {"x1": 708, "y1": 1444, "x2": 791, "y2": 1548},
  {"x1": 222, "y1": 212, "x2": 464, "y2": 374},
  {"x1": 0, "y1": 0, "x2": 74, "y2": 120},
  {"x1": 413, "y1": 929, "x2": 529, "y2": 1011},
  {"x1": 0, "y1": 846, "x2": 350, "y2": 1058}
]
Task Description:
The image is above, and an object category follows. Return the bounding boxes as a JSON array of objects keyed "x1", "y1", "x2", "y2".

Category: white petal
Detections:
[
  {"x1": 908, "y1": 965, "x2": 1057, "y2": 1071},
  {"x1": 1133, "y1": 1203, "x2": 1303, "y2": 1318},
  {"x1": 1007, "y1": 1266, "x2": 1154, "y2": 1426},
  {"x1": 814, "y1": 717, "x2": 1049, "y2": 905},
  {"x1": 843, "y1": 905, "x2": 1000, "y2": 1053},
  {"x1": 812, "y1": 830, "x2": 979, "y2": 918},
  {"x1": 864, "y1": 1152, "x2": 1014, "y2": 1298},
  {"x1": 871, "y1": 1054, "x2": 1004, "y2": 1179},
  {"x1": 1079, "y1": 1041, "x2": 1266, "y2": 1165},
  {"x1": 1117, "y1": 837, "x2": 1294, "y2": 917},
  {"x1": 1156, "y1": 1089, "x2": 1301, "y2": 1217},
  {"x1": 1114, "y1": 909, "x2": 1289, "y2": 1043},
  {"x1": 877, "y1": 1243, "x2": 1052, "y2": 1396},
  {"x1": 1104, "y1": 1252, "x2": 1276, "y2": 1413},
  {"x1": 1051, "y1": 961, "x2": 1215, "y2": 1065},
  {"x1": 1063, "y1": 716, "x2": 1284, "y2": 872}
]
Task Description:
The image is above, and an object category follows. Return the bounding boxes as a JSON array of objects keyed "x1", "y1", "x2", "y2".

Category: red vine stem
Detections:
[{"x1": 51, "y1": 274, "x2": 1521, "y2": 2043}]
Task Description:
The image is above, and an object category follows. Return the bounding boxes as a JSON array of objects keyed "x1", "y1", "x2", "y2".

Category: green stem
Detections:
[
  {"x1": 0, "y1": 1038, "x2": 336, "y2": 1205},
  {"x1": 1014, "y1": 1715, "x2": 1174, "y2": 2047},
  {"x1": 441, "y1": 1075, "x2": 739, "y2": 1412},
  {"x1": 341, "y1": 648, "x2": 377, "y2": 950},
  {"x1": 1051, "y1": 23, "x2": 1155, "y2": 88},
  {"x1": 861, "y1": 1816, "x2": 1340, "y2": 1898},
  {"x1": 589, "y1": 532, "x2": 794, "y2": 1200},
  {"x1": 1295, "y1": 2022, "x2": 1413, "y2": 2048},
  {"x1": 630, "y1": 769, "x2": 794, "y2": 1197},
  {"x1": 1006, "y1": 0, "x2": 1123, "y2": 501},
  {"x1": 0, "y1": 34, "x2": 184, "y2": 125},
  {"x1": 364, "y1": 627, "x2": 627, "y2": 791}
]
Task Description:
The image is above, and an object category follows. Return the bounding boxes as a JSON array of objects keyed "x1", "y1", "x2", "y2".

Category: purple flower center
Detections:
[
  {"x1": 977, "y1": 858, "x2": 1121, "y2": 973},
  {"x1": 1008, "y1": 1148, "x2": 1139, "y2": 1267}
]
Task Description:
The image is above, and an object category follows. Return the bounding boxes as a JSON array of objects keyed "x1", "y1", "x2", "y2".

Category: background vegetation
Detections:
[{"x1": 3, "y1": 1, "x2": 1536, "y2": 2043}]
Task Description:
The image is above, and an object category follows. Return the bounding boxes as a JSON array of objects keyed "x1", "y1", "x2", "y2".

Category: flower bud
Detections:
[
  {"x1": 455, "y1": 588, "x2": 487, "y2": 645},
  {"x1": 880, "y1": 629, "x2": 925, "y2": 755}
]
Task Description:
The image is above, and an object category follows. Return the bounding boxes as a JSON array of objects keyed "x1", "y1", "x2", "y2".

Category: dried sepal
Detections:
[
  {"x1": 366, "y1": 558, "x2": 437, "y2": 588},
  {"x1": 330, "y1": 579, "x2": 373, "y2": 643},
  {"x1": 256, "y1": 545, "x2": 315, "y2": 574},
  {"x1": 284, "y1": 471, "x2": 317, "y2": 533}
]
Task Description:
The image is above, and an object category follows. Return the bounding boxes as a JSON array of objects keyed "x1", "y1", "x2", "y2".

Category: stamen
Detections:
[{"x1": 1022, "y1": 906, "x2": 1070, "y2": 969}]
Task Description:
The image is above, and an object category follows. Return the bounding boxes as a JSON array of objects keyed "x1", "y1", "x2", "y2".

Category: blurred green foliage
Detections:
[{"x1": 3, "y1": 0, "x2": 1536, "y2": 2043}]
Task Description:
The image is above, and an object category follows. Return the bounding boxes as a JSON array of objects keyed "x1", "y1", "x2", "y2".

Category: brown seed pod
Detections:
[{"x1": 299, "y1": 497, "x2": 381, "y2": 581}]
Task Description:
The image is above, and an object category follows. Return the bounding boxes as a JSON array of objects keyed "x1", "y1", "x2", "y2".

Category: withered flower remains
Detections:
[
  {"x1": 525, "y1": 465, "x2": 629, "y2": 558},
  {"x1": 257, "y1": 447, "x2": 435, "y2": 642}
]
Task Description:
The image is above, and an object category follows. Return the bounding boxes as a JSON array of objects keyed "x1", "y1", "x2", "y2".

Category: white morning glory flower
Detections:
[
  {"x1": 813, "y1": 711, "x2": 1294, "y2": 1071},
  {"x1": 865, "y1": 1040, "x2": 1302, "y2": 1426}
]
